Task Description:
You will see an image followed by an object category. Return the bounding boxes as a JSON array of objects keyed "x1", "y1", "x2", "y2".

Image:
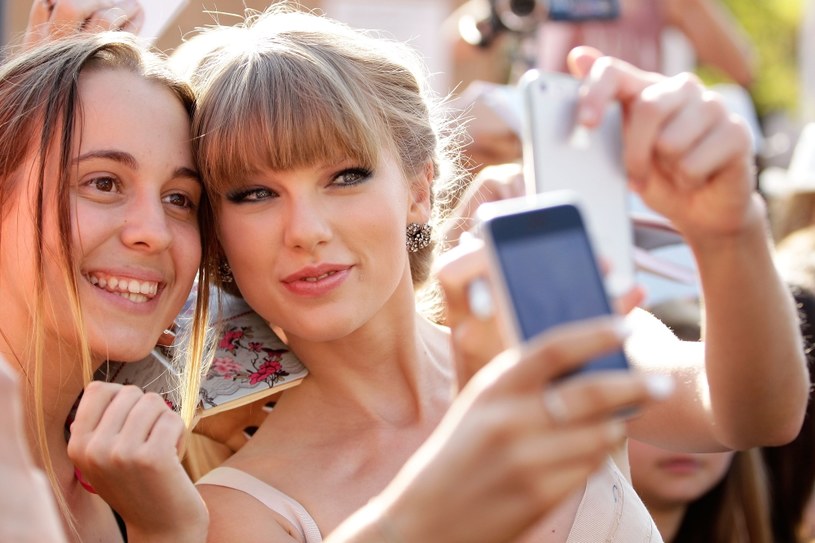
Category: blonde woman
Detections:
[{"x1": 186, "y1": 6, "x2": 806, "y2": 542}]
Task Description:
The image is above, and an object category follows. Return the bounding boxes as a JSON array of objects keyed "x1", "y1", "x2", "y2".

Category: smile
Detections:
[
  {"x1": 302, "y1": 271, "x2": 337, "y2": 282},
  {"x1": 85, "y1": 272, "x2": 159, "y2": 304}
]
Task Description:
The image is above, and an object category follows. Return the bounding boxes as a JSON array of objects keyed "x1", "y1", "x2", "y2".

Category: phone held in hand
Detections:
[
  {"x1": 519, "y1": 69, "x2": 634, "y2": 298},
  {"x1": 477, "y1": 191, "x2": 629, "y2": 375}
]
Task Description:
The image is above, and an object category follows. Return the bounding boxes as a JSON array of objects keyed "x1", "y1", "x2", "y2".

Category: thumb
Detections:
[{"x1": 566, "y1": 45, "x2": 604, "y2": 79}]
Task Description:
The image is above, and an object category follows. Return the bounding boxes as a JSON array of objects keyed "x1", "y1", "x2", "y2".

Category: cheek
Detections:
[{"x1": 173, "y1": 223, "x2": 203, "y2": 279}]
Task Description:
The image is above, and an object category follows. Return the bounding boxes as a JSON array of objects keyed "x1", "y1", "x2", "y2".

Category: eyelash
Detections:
[
  {"x1": 162, "y1": 192, "x2": 197, "y2": 211},
  {"x1": 225, "y1": 167, "x2": 373, "y2": 203},
  {"x1": 85, "y1": 175, "x2": 120, "y2": 193}
]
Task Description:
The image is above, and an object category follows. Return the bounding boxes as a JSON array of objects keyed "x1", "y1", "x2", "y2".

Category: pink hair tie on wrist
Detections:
[{"x1": 74, "y1": 466, "x2": 97, "y2": 494}]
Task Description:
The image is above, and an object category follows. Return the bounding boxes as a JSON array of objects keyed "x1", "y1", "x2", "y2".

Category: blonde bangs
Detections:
[{"x1": 194, "y1": 44, "x2": 382, "y2": 196}]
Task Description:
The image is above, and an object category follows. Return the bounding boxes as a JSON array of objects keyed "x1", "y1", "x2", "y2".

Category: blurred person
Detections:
[
  {"x1": 0, "y1": 355, "x2": 68, "y2": 543},
  {"x1": 445, "y1": 0, "x2": 756, "y2": 171},
  {"x1": 23, "y1": 0, "x2": 144, "y2": 48},
  {"x1": 629, "y1": 439, "x2": 772, "y2": 543}
]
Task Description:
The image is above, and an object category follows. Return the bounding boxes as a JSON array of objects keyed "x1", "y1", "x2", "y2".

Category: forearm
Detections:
[
  {"x1": 669, "y1": 0, "x2": 755, "y2": 86},
  {"x1": 688, "y1": 195, "x2": 808, "y2": 448}
]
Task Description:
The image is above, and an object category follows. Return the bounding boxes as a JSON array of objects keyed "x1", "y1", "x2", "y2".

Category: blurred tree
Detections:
[{"x1": 699, "y1": 0, "x2": 800, "y2": 119}]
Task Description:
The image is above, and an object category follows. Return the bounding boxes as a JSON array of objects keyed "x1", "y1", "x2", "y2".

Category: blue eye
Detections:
[
  {"x1": 333, "y1": 168, "x2": 372, "y2": 187},
  {"x1": 226, "y1": 187, "x2": 277, "y2": 203}
]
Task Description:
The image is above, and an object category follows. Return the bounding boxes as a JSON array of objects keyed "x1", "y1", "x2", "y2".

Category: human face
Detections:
[
  {"x1": 629, "y1": 439, "x2": 734, "y2": 508},
  {"x1": 217, "y1": 153, "x2": 429, "y2": 342},
  {"x1": 1, "y1": 68, "x2": 201, "y2": 364}
]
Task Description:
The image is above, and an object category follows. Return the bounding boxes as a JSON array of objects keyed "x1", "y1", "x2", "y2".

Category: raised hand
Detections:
[{"x1": 67, "y1": 381, "x2": 207, "y2": 543}]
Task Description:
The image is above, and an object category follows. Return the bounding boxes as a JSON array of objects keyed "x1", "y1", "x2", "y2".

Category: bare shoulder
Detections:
[{"x1": 198, "y1": 483, "x2": 303, "y2": 543}]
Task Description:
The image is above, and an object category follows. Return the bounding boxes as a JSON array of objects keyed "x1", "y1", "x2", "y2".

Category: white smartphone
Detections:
[
  {"x1": 519, "y1": 69, "x2": 634, "y2": 297},
  {"x1": 477, "y1": 192, "x2": 629, "y2": 375}
]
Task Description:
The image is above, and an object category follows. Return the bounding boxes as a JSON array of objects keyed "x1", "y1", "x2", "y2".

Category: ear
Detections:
[{"x1": 407, "y1": 161, "x2": 434, "y2": 224}]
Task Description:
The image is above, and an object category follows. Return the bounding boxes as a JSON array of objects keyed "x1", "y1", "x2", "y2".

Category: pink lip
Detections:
[{"x1": 281, "y1": 263, "x2": 351, "y2": 297}]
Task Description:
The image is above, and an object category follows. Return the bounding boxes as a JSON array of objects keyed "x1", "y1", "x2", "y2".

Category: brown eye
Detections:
[{"x1": 89, "y1": 176, "x2": 117, "y2": 192}]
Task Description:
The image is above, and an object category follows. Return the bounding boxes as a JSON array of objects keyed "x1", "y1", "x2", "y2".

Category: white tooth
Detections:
[
  {"x1": 128, "y1": 280, "x2": 140, "y2": 294},
  {"x1": 151, "y1": 283, "x2": 158, "y2": 295},
  {"x1": 98, "y1": 277, "x2": 107, "y2": 288},
  {"x1": 139, "y1": 282, "x2": 151, "y2": 295},
  {"x1": 89, "y1": 276, "x2": 98, "y2": 285},
  {"x1": 108, "y1": 277, "x2": 118, "y2": 289}
]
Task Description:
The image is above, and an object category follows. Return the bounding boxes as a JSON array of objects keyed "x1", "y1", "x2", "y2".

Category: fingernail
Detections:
[
  {"x1": 611, "y1": 317, "x2": 632, "y2": 341},
  {"x1": 568, "y1": 124, "x2": 591, "y2": 149},
  {"x1": 467, "y1": 277, "x2": 495, "y2": 320},
  {"x1": 243, "y1": 426, "x2": 258, "y2": 439},
  {"x1": 645, "y1": 374, "x2": 675, "y2": 400},
  {"x1": 263, "y1": 401, "x2": 276, "y2": 412},
  {"x1": 578, "y1": 106, "x2": 597, "y2": 126}
]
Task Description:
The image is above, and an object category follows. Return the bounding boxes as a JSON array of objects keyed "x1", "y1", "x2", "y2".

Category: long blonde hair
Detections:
[
  {"x1": 185, "y1": 5, "x2": 466, "y2": 314},
  {"x1": 0, "y1": 32, "x2": 215, "y2": 535}
]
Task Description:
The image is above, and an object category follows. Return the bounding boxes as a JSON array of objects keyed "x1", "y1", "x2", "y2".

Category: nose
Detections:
[
  {"x1": 282, "y1": 197, "x2": 332, "y2": 252},
  {"x1": 119, "y1": 194, "x2": 173, "y2": 252}
]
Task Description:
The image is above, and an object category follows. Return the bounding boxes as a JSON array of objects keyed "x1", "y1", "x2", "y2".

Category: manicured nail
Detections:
[
  {"x1": 467, "y1": 277, "x2": 495, "y2": 320},
  {"x1": 243, "y1": 426, "x2": 258, "y2": 440},
  {"x1": 568, "y1": 124, "x2": 591, "y2": 149},
  {"x1": 645, "y1": 374, "x2": 675, "y2": 400},
  {"x1": 611, "y1": 317, "x2": 632, "y2": 341}
]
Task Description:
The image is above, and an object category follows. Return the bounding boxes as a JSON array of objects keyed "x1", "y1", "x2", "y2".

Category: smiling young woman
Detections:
[{"x1": 0, "y1": 32, "x2": 216, "y2": 542}]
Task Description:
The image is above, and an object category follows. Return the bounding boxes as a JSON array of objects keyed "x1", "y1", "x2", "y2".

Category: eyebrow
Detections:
[{"x1": 74, "y1": 149, "x2": 201, "y2": 184}]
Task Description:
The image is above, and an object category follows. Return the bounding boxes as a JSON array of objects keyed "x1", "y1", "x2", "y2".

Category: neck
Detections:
[
  {"x1": 647, "y1": 503, "x2": 688, "y2": 542},
  {"x1": 0, "y1": 320, "x2": 91, "y2": 475},
  {"x1": 283, "y1": 312, "x2": 453, "y2": 426}
]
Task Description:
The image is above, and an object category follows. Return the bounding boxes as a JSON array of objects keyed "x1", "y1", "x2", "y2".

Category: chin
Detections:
[{"x1": 87, "y1": 330, "x2": 159, "y2": 363}]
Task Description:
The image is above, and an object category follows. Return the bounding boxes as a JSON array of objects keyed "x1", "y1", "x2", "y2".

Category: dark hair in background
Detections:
[{"x1": 762, "y1": 284, "x2": 815, "y2": 543}]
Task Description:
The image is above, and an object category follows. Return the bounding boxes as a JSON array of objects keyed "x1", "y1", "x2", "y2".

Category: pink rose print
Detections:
[
  {"x1": 249, "y1": 358, "x2": 284, "y2": 385},
  {"x1": 211, "y1": 356, "x2": 243, "y2": 378},
  {"x1": 218, "y1": 329, "x2": 245, "y2": 352}
]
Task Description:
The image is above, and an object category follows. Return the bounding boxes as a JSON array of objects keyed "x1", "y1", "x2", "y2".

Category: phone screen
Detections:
[
  {"x1": 548, "y1": 0, "x2": 619, "y2": 21},
  {"x1": 486, "y1": 200, "x2": 628, "y2": 373}
]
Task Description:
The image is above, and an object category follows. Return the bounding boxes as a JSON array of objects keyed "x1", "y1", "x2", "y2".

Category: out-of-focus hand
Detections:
[
  {"x1": 568, "y1": 46, "x2": 758, "y2": 244},
  {"x1": 25, "y1": 0, "x2": 144, "y2": 48},
  {"x1": 343, "y1": 318, "x2": 672, "y2": 543},
  {"x1": 444, "y1": 162, "x2": 525, "y2": 247},
  {"x1": 67, "y1": 381, "x2": 207, "y2": 543},
  {"x1": 0, "y1": 355, "x2": 68, "y2": 543}
]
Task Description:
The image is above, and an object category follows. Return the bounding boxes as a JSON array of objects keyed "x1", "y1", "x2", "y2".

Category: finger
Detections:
[
  {"x1": 612, "y1": 285, "x2": 646, "y2": 315},
  {"x1": 544, "y1": 371, "x2": 675, "y2": 426},
  {"x1": 655, "y1": 89, "x2": 723, "y2": 177},
  {"x1": 119, "y1": 393, "x2": 174, "y2": 444},
  {"x1": 49, "y1": 0, "x2": 106, "y2": 36},
  {"x1": 433, "y1": 241, "x2": 491, "y2": 326},
  {"x1": 570, "y1": 49, "x2": 663, "y2": 129},
  {"x1": 146, "y1": 409, "x2": 186, "y2": 458},
  {"x1": 84, "y1": 8, "x2": 128, "y2": 32},
  {"x1": 26, "y1": 0, "x2": 54, "y2": 32},
  {"x1": 494, "y1": 316, "x2": 631, "y2": 392},
  {"x1": 119, "y1": 2, "x2": 144, "y2": 33},
  {"x1": 670, "y1": 115, "x2": 753, "y2": 190},
  {"x1": 71, "y1": 381, "x2": 123, "y2": 435},
  {"x1": 75, "y1": 384, "x2": 142, "y2": 438}
]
